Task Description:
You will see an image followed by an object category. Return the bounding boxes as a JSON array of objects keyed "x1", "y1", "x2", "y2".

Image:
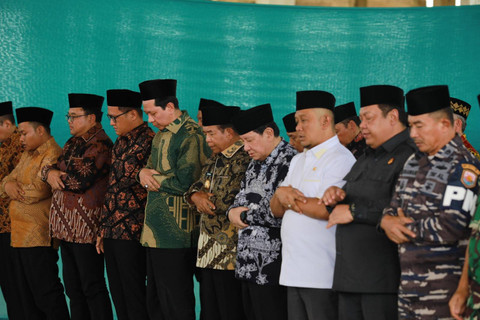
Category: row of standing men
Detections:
[{"x1": 0, "y1": 81, "x2": 479, "y2": 320}]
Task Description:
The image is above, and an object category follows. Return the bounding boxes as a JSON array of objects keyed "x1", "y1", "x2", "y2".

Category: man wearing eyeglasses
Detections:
[
  {"x1": 42, "y1": 93, "x2": 114, "y2": 320},
  {"x1": 96, "y1": 89, "x2": 155, "y2": 320}
]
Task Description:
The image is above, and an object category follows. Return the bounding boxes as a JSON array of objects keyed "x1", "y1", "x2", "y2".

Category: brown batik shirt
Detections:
[
  {"x1": 98, "y1": 122, "x2": 155, "y2": 241},
  {"x1": 0, "y1": 129, "x2": 23, "y2": 233},
  {"x1": 43, "y1": 123, "x2": 113, "y2": 244}
]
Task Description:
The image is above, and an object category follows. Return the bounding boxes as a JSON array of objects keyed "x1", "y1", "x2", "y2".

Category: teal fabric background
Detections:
[{"x1": 0, "y1": 0, "x2": 479, "y2": 317}]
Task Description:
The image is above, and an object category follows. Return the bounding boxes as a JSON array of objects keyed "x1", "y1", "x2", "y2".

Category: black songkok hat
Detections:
[
  {"x1": 233, "y1": 104, "x2": 274, "y2": 135},
  {"x1": 107, "y1": 89, "x2": 142, "y2": 109},
  {"x1": 198, "y1": 98, "x2": 224, "y2": 112},
  {"x1": 406, "y1": 85, "x2": 450, "y2": 116},
  {"x1": 138, "y1": 79, "x2": 177, "y2": 101},
  {"x1": 450, "y1": 97, "x2": 471, "y2": 119},
  {"x1": 203, "y1": 103, "x2": 240, "y2": 126},
  {"x1": 296, "y1": 91, "x2": 335, "y2": 111},
  {"x1": 334, "y1": 102, "x2": 357, "y2": 124},
  {"x1": 282, "y1": 112, "x2": 296, "y2": 133},
  {"x1": 68, "y1": 93, "x2": 104, "y2": 112},
  {"x1": 16, "y1": 107, "x2": 53, "y2": 127},
  {"x1": 0, "y1": 101, "x2": 13, "y2": 117},
  {"x1": 360, "y1": 85, "x2": 404, "y2": 109}
]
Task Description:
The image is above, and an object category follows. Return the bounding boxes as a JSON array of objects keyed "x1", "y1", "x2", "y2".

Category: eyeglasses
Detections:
[
  {"x1": 66, "y1": 114, "x2": 88, "y2": 121},
  {"x1": 107, "y1": 110, "x2": 130, "y2": 123}
]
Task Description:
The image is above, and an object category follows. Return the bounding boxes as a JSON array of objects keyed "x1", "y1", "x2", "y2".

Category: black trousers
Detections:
[
  {"x1": 146, "y1": 247, "x2": 196, "y2": 320},
  {"x1": 287, "y1": 287, "x2": 338, "y2": 320},
  {"x1": 199, "y1": 268, "x2": 245, "y2": 320},
  {"x1": 12, "y1": 246, "x2": 69, "y2": 320},
  {"x1": 338, "y1": 292, "x2": 398, "y2": 320},
  {"x1": 241, "y1": 280, "x2": 288, "y2": 320},
  {"x1": 61, "y1": 241, "x2": 113, "y2": 320},
  {"x1": 103, "y1": 238, "x2": 148, "y2": 320},
  {"x1": 0, "y1": 233, "x2": 25, "y2": 320}
]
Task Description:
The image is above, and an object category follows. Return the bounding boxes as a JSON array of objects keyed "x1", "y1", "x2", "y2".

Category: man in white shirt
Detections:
[{"x1": 271, "y1": 90, "x2": 356, "y2": 320}]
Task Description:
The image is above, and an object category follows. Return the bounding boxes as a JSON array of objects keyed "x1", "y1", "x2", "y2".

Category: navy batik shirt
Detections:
[{"x1": 229, "y1": 139, "x2": 297, "y2": 286}]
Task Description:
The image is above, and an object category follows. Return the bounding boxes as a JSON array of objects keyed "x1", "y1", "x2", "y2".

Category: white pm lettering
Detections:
[{"x1": 443, "y1": 185, "x2": 479, "y2": 216}]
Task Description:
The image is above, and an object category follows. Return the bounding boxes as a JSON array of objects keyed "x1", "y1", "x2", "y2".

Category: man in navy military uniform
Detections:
[{"x1": 381, "y1": 85, "x2": 480, "y2": 319}]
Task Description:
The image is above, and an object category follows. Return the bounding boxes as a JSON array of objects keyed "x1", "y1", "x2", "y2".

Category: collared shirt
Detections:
[
  {"x1": 45, "y1": 124, "x2": 113, "y2": 244},
  {"x1": 0, "y1": 129, "x2": 23, "y2": 233},
  {"x1": 140, "y1": 111, "x2": 211, "y2": 249},
  {"x1": 279, "y1": 135, "x2": 355, "y2": 289},
  {"x1": 99, "y1": 122, "x2": 155, "y2": 241},
  {"x1": 462, "y1": 134, "x2": 480, "y2": 161},
  {"x1": 185, "y1": 140, "x2": 250, "y2": 270},
  {"x1": 0, "y1": 137, "x2": 62, "y2": 247},
  {"x1": 467, "y1": 202, "x2": 480, "y2": 318},
  {"x1": 230, "y1": 139, "x2": 297, "y2": 285},
  {"x1": 346, "y1": 131, "x2": 367, "y2": 159},
  {"x1": 383, "y1": 135, "x2": 480, "y2": 319},
  {"x1": 333, "y1": 129, "x2": 416, "y2": 293}
]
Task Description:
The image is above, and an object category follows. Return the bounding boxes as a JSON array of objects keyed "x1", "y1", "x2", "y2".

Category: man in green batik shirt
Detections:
[
  {"x1": 138, "y1": 79, "x2": 211, "y2": 320},
  {"x1": 450, "y1": 198, "x2": 480, "y2": 320}
]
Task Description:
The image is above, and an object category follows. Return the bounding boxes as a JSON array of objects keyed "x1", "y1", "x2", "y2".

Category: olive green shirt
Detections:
[{"x1": 140, "y1": 111, "x2": 211, "y2": 248}]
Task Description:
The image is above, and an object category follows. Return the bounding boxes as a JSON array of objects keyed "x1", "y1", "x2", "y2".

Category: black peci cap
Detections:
[
  {"x1": 233, "y1": 104, "x2": 274, "y2": 135},
  {"x1": 296, "y1": 90, "x2": 335, "y2": 111},
  {"x1": 68, "y1": 93, "x2": 104, "y2": 113},
  {"x1": 0, "y1": 101, "x2": 13, "y2": 117},
  {"x1": 107, "y1": 89, "x2": 142, "y2": 109},
  {"x1": 334, "y1": 102, "x2": 357, "y2": 124},
  {"x1": 138, "y1": 79, "x2": 176, "y2": 101},
  {"x1": 406, "y1": 85, "x2": 450, "y2": 116},
  {"x1": 16, "y1": 107, "x2": 53, "y2": 127},
  {"x1": 282, "y1": 112, "x2": 296, "y2": 133},
  {"x1": 360, "y1": 85, "x2": 404, "y2": 109},
  {"x1": 202, "y1": 103, "x2": 240, "y2": 126}
]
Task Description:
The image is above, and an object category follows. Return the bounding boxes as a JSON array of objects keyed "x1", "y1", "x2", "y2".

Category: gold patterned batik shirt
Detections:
[
  {"x1": 185, "y1": 140, "x2": 250, "y2": 270},
  {"x1": 0, "y1": 137, "x2": 61, "y2": 247}
]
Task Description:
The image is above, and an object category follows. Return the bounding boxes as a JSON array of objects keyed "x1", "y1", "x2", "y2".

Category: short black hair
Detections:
[
  {"x1": 252, "y1": 121, "x2": 280, "y2": 137},
  {"x1": 117, "y1": 106, "x2": 143, "y2": 118},
  {"x1": 378, "y1": 104, "x2": 408, "y2": 127},
  {"x1": 0, "y1": 114, "x2": 15, "y2": 125},
  {"x1": 80, "y1": 107, "x2": 103, "y2": 123},
  {"x1": 154, "y1": 96, "x2": 179, "y2": 110},
  {"x1": 29, "y1": 121, "x2": 51, "y2": 135},
  {"x1": 431, "y1": 107, "x2": 454, "y2": 126},
  {"x1": 339, "y1": 116, "x2": 360, "y2": 127},
  {"x1": 217, "y1": 123, "x2": 237, "y2": 134}
]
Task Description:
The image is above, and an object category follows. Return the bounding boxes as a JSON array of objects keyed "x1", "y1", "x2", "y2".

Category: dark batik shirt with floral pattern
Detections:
[
  {"x1": 229, "y1": 139, "x2": 297, "y2": 285},
  {"x1": 0, "y1": 129, "x2": 23, "y2": 233},
  {"x1": 99, "y1": 122, "x2": 155, "y2": 241},
  {"x1": 44, "y1": 123, "x2": 113, "y2": 244}
]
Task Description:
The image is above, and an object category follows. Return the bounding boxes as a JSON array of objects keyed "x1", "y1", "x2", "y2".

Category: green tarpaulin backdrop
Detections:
[{"x1": 1, "y1": 0, "x2": 479, "y2": 317}]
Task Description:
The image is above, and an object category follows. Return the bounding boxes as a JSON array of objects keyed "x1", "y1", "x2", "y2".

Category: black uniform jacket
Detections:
[{"x1": 333, "y1": 129, "x2": 417, "y2": 293}]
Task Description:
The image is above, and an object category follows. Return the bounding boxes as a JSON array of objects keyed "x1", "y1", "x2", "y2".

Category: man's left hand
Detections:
[
  {"x1": 326, "y1": 204, "x2": 353, "y2": 229},
  {"x1": 380, "y1": 208, "x2": 416, "y2": 244}
]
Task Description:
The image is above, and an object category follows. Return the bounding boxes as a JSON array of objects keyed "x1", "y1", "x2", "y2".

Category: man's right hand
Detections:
[
  {"x1": 4, "y1": 181, "x2": 25, "y2": 201},
  {"x1": 139, "y1": 168, "x2": 161, "y2": 192},
  {"x1": 321, "y1": 186, "x2": 346, "y2": 206},
  {"x1": 46, "y1": 169, "x2": 66, "y2": 191},
  {"x1": 191, "y1": 191, "x2": 216, "y2": 215}
]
